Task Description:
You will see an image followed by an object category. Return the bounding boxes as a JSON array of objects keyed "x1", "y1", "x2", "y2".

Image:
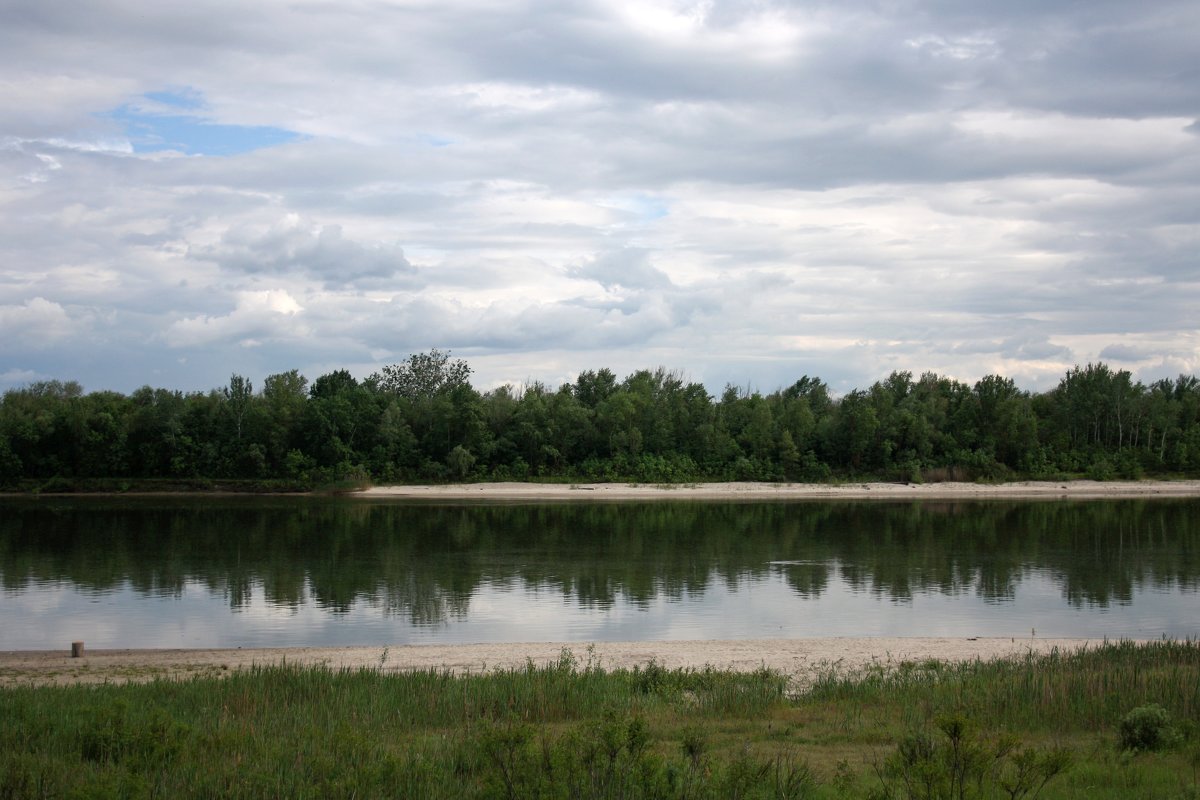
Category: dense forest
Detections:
[{"x1": 2, "y1": 351, "x2": 1199, "y2": 490}]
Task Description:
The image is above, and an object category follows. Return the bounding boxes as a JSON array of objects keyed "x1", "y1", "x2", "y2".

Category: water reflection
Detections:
[{"x1": 1, "y1": 498, "x2": 1198, "y2": 648}]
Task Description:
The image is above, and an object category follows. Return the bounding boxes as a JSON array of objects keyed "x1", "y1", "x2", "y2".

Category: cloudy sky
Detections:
[{"x1": 2, "y1": 0, "x2": 1198, "y2": 396}]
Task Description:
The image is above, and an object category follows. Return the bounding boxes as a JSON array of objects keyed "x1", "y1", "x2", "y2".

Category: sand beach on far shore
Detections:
[{"x1": 357, "y1": 479, "x2": 1200, "y2": 501}]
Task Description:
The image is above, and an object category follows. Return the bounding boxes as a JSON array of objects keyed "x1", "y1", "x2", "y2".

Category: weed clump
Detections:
[
  {"x1": 1119, "y1": 704, "x2": 1179, "y2": 753},
  {"x1": 870, "y1": 714, "x2": 1071, "y2": 800},
  {"x1": 469, "y1": 713, "x2": 820, "y2": 799}
]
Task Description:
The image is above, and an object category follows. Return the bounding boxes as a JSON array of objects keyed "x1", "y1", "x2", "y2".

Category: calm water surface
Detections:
[{"x1": 2, "y1": 498, "x2": 1198, "y2": 649}]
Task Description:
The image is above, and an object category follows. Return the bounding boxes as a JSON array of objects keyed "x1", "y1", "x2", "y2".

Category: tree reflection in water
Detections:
[{"x1": 2, "y1": 498, "x2": 1198, "y2": 627}]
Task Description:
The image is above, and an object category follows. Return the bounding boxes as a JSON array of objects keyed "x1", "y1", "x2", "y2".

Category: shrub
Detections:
[
  {"x1": 872, "y1": 714, "x2": 1071, "y2": 800},
  {"x1": 1119, "y1": 704, "x2": 1178, "y2": 752},
  {"x1": 1087, "y1": 457, "x2": 1116, "y2": 481}
]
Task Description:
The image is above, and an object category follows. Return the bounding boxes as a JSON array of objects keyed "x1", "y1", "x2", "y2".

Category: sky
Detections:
[{"x1": 2, "y1": 0, "x2": 1198, "y2": 397}]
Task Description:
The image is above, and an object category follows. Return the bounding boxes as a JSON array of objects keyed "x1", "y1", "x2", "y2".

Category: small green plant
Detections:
[
  {"x1": 1186, "y1": 742, "x2": 1200, "y2": 798},
  {"x1": 872, "y1": 714, "x2": 1071, "y2": 800},
  {"x1": 474, "y1": 721, "x2": 536, "y2": 800},
  {"x1": 770, "y1": 754, "x2": 820, "y2": 799},
  {"x1": 78, "y1": 700, "x2": 191, "y2": 768},
  {"x1": 997, "y1": 746, "x2": 1074, "y2": 800},
  {"x1": 833, "y1": 758, "x2": 857, "y2": 793},
  {"x1": 1119, "y1": 704, "x2": 1179, "y2": 752},
  {"x1": 680, "y1": 726, "x2": 707, "y2": 768},
  {"x1": 1087, "y1": 457, "x2": 1116, "y2": 481}
]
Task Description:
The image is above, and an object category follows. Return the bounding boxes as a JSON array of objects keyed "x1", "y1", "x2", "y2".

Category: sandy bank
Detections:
[
  {"x1": 358, "y1": 480, "x2": 1200, "y2": 501},
  {"x1": 1, "y1": 637, "x2": 1111, "y2": 688}
]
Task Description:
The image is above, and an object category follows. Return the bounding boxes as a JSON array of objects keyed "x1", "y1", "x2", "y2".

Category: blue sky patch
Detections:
[
  {"x1": 604, "y1": 193, "x2": 670, "y2": 222},
  {"x1": 105, "y1": 90, "x2": 300, "y2": 156},
  {"x1": 143, "y1": 89, "x2": 204, "y2": 111}
]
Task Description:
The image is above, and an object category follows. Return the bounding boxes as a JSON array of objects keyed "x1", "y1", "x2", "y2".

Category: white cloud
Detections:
[
  {"x1": 0, "y1": 0, "x2": 1197, "y2": 393},
  {"x1": 0, "y1": 367, "x2": 48, "y2": 387},
  {"x1": 906, "y1": 33, "x2": 1001, "y2": 61},
  {"x1": 164, "y1": 289, "x2": 305, "y2": 348},
  {"x1": 191, "y1": 215, "x2": 417, "y2": 286},
  {"x1": 0, "y1": 297, "x2": 81, "y2": 348}
]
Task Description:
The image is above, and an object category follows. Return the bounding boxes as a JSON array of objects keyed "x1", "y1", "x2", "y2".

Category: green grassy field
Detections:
[{"x1": 2, "y1": 641, "x2": 1198, "y2": 798}]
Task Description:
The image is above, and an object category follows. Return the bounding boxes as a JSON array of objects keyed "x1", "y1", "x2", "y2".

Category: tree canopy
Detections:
[{"x1": 2, "y1": 354, "x2": 1198, "y2": 489}]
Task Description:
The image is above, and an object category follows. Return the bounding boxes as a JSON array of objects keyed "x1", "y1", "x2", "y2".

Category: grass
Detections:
[{"x1": 2, "y1": 642, "x2": 1198, "y2": 798}]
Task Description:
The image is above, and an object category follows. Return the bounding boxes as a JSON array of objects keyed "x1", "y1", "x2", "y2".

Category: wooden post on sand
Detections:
[{"x1": 71, "y1": 641, "x2": 85, "y2": 658}]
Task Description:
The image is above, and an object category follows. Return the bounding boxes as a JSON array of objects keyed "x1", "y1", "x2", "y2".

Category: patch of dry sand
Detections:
[
  {"x1": 357, "y1": 480, "x2": 1200, "y2": 501},
  {"x1": 0, "y1": 638, "x2": 1113, "y2": 687}
]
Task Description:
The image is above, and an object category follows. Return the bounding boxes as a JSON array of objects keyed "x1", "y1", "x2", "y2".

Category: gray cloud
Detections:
[
  {"x1": 999, "y1": 337, "x2": 1074, "y2": 362},
  {"x1": 0, "y1": 297, "x2": 81, "y2": 350},
  {"x1": 190, "y1": 218, "x2": 417, "y2": 286},
  {"x1": 1099, "y1": 343, "x2": 1158, "y2": 362},
  {"x1": 1, "y1": 0, "x2": 1197, "y2": 395},
  {"x1": 568, "y1": 249, "x2": 673, "y2": 291}
]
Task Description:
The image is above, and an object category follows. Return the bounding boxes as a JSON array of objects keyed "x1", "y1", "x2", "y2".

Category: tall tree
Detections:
[
  {"x1": 260, "y1": 370, "x2": 309, "y2": 473},
  {"x1": 372, "y1": 349, "x2": 471, "y2": 401},
  {"x1": 223, "y1": 374, "x2": 254, "y2": 442}
]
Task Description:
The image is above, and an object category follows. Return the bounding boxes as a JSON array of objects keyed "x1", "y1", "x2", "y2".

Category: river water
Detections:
[{"x1": 2, "y1": 497, "x2": 1197, "y2": 649}]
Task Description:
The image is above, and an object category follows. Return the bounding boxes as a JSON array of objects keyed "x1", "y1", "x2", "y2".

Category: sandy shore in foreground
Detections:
[
  {"x1": 1, "y1": 638, "x2": 1113, "y2": 687},
  {"x1": 358, "y1": 480, "x2": 1200, "y2": 501}
]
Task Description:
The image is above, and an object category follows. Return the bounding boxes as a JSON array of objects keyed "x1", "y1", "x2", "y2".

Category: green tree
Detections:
[
  {"x1": 573, "y1": 368, "x2": 617, "y2": 409},
  {"x1": 446, "y1": 444, "x2": 476, "y2": 479},
  {"x1": 0, "y1": 429, "x2": 19, "y2": 484},
  {"x1": 0, "y1": 380, "x2": 82, "y2": 478},
  {"x1": 829, "y1": 390, "x2": 879, "y2": 471},
  {"x1": 260, "y1": 370, "x2": 308, "y2": 472},
  {"x1": 223, "y1": 374, "x2": 254, "y2": 443},
  {"x1": 127, "y1": 386, "x2": 186, "y2": 476},
  {"x1": 973, "y1": 375, "x2": 1038, "y2": 471},
  {"x1": 302, "y1": 370, "x2": 379, "y2": 470},
  {"x1": 71, "y1": 390, "x2": 132, "y2": 477},
  {"x1": 372, "y1": 349, "x2": 471, "y2": 400}
]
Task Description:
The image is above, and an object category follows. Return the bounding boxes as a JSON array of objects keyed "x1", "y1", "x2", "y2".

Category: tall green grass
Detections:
[
  {"x1": 0, "y1": 652, "x2": 791, "y2": 799},
  {"x1": 1, "y1": 641, "x2": 1197, "y2": 798},
  {"x1": 805, "y1": 639, "x2": 1200, "y2": 732}
]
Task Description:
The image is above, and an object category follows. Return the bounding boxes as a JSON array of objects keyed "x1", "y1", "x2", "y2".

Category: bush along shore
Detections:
[
  {"x1": 3, "y1": 352, "x2": 1200, "y2": 493},
  {"x1": 2, "y1": 640, "x2": 1199, "y2": 798}
]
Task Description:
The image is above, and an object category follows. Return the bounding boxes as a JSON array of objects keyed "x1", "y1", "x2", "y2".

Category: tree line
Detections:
[{"x1": 2, "y1": 350, "x2": 1199, "y2": 489}]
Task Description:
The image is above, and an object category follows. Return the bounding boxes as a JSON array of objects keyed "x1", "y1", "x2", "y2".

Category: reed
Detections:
[
  {"x1": 1, "y1": 642, "x2": 1197, "y2": 798},
  {"x1": 804, "y1": 639, "x2": 1200, "y2": 731}
]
